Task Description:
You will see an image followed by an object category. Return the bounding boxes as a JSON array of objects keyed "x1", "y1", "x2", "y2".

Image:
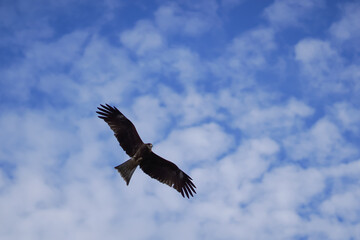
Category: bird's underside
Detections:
[{"x1": 96, "y1": 104, "x2": 196, "y2": 198}]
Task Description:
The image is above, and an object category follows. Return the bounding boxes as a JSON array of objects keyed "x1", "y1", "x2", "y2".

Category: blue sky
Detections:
[{"x1": 1, "y1": 0, "x2": 360, "y2": 239}]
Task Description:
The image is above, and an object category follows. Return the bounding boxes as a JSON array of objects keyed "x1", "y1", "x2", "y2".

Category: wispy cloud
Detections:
[
  {"x1": 1, "y1": 0, "x2": 360, "y2": 239},
  {"x1": 330, "y1": 2, "x2": 360, "y2": 43},
  {"x1": 263, "y1": 0, "x2": 324, "y2": 29}
]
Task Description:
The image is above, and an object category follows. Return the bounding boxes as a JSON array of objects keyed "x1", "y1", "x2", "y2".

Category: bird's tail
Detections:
[{"x1": 115, "y1": 159, "x2": 138, "y2": 185}]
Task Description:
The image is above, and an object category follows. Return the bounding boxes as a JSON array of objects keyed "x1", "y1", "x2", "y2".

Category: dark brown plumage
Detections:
[{"x1": 96, "y1": 104, "x2": 196, "y2": 198}]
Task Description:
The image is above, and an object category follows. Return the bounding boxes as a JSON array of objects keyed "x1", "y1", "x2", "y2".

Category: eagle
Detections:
[{"x1": 97, "y1": 104, "x2": 196, "y2": 198}]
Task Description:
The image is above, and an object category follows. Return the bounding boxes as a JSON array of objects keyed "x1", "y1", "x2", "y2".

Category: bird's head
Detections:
[{"x1": 146, "y1": 143, "x2": 153, "y2": 150}]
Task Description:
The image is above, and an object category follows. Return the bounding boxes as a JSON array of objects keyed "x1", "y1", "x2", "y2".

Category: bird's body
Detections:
[
  {"x1": 115, "y1": 143, "x2": 152, "y2": 185},
  {"x1": 96, "y1": 104, "x2": 196, "y2": 198}
]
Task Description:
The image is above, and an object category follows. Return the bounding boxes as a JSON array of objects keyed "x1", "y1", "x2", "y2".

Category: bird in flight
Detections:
[{"x1": 97, "y1": 104, "x2": 196, "y2": 198}]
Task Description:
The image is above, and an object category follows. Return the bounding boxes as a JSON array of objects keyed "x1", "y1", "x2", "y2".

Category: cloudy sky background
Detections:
[{"x1": 1, "y1": 0, "x2": 360, "y2": 239}]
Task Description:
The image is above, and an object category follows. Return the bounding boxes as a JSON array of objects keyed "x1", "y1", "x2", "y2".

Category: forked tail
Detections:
[{"x1": 115, "y1": 159, "x2": 138, "y2": 185}]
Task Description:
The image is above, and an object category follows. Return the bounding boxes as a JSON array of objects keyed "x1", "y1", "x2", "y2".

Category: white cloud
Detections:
[
  {"x1": 328, "y1": 102, "x2": 360, "y2": 134},
  {"x1": 330, "y1": 2, "x2": 360, "y2": 43},
  {"x1": 161, "y1": 48, "x2": 204, "y2": 84},
  {"x1": 158, "y1": 86, "x2": 220, "y2": 126},
  {"x1": 295, "y1": 39, "x2": 336, "y2": 63},
  {"x1": 0, "y1": 0, "x2": 54, "y2": 47},
  {"x1": 315, "y1": 159, "x2": 360, "y2": 235},
  {"x1": 340, "y1": 64, "x2": 360, "y2": 91},
  {"x1": 227, "y1": 27, "x2": 276, "y2": 70},
  {"x1": 208, "y1": 27, "x2": 276, "y2": 89},
  {"x1": 320, "y1": 189, "x2": 360, "y2": 223},
  {"x1": 232, "y1": 97, "x2": 314, "y2": 137},
  {"x1": 284, "y1": 118, "x2": 358, "y2": 164},
  {"x1": 71, "y1": 35, "x2": 145, "y2": 104},
  {"x1": 294, "y1": 38, "x2": 349, "y2": 93},
  {"x1": 25, "y1": 31, "x2": 88, "y2": 68},
  {"x1": 130, "y1": 95, "x2": 171, "y2": 142},
  {"x1": 1, "y1": 31, "x2": 88, "y2": 102},
  {"x1": 120, "y1": 20, "x2": 165, "y2": 55},
  {"x1": 294, "y1": 18, "x2": 360, "y2": 95},
  {"x1": 1, "y1": 1, "x2": 360, "y2": 239},
  {"x1": 155, "y1": 4, "x2": 214, "y2": 36},
  {"x1": 118, "y1": 15, "x2": 207, "y2": 86},
  {"x1": 220, "y1": 137, "x2": 279, "y2": 184},
  {"x1": 0, "y1": 110, "x2": 76, "y2": 168},
  {"x1": 324, "y1": 159, "x2": 360, "y2": 178},
  {"x1": 257, "y1": 166, "x2": 324, "y2": 209},
  {"x1": 185, "y1": 137, "x2": 281, "y2": 239},
  {"x1": 155, "y1": 122, "x2": 234, "y2": 166},
  {"x1": 264, "y1": 0, "x2": 324, "y2": 29},
  {"x1": 303, "y1": 215, "x2": 360, "y2": 239},
  {"x1": 191, "y1": 157, "x2": 346, "y2": 239}
]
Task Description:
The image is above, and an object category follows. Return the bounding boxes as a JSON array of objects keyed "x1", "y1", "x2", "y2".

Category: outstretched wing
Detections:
[
  {"x1": 140, "y1": 152, "x2": 196, "y2": 198},
  {"x1": 97, "y1": 104, "x2": 143, "y2": 157}
]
